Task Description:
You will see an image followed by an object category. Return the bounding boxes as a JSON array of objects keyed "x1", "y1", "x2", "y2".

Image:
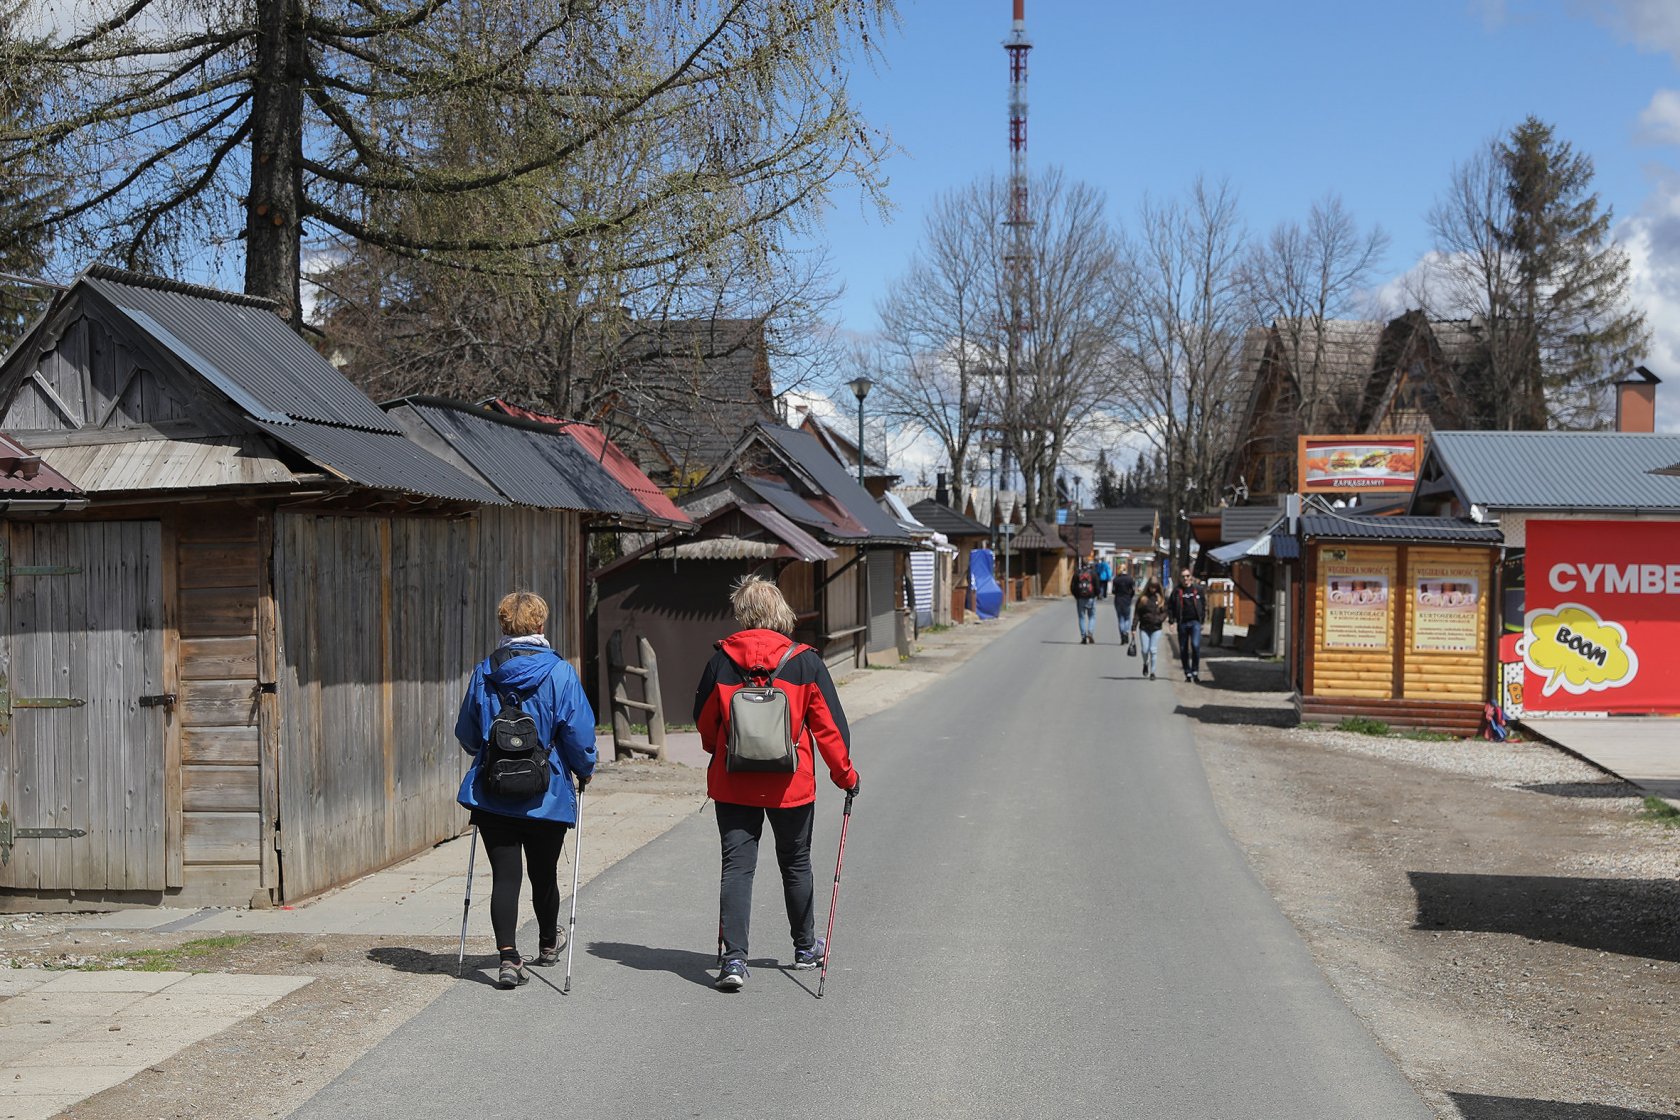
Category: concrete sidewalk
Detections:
[{"x1": 1520, "y1": 716, "x2": 1680, "y2": 808}]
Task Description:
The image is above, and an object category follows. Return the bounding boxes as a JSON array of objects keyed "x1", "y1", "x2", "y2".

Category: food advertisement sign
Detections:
[
  {"x1": 1413, "y1": 566, "x2": 1482, "y2": 653},
  {"x1": 1298, "y1": 435, "x2": 1421, "y2": 493},
  {"x1": 1518, "y1": 519, "x2": 1680, "y2": 714},
  {"x1": 1323, "y1": 565, "x2": 1390, "y2": 650}
]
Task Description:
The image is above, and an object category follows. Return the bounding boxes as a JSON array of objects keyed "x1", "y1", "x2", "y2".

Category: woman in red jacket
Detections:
[{"x1": 693, "y1": 575, "x2": 860, "y2": 991}]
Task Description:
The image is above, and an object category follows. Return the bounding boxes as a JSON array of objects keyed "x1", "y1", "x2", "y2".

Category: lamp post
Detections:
[
  {"x1": 847, "y1": 376, "x2": 873, "y2": 487},
  {"x1": 982, "y1": 439, "x2": 999, "y2": 552}
]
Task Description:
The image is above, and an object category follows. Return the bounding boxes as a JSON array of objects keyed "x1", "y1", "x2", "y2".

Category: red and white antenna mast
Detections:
[{"x1": 1001, "y1": 0, "x2": 1033, "y2": 493}]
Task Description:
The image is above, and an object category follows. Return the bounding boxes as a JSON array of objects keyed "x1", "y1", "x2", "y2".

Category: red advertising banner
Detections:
[
  {"x1": 1297, "y1": 435, "x2": 1421, "y2": 493},
  {"x1": 1518, "y1": 519, "x2": 1680, "y2": 715}
]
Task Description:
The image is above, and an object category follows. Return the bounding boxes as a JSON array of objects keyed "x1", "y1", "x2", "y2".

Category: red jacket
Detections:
[{"x1": 693, "y1": 629, "x2": 858, "y2": 808}]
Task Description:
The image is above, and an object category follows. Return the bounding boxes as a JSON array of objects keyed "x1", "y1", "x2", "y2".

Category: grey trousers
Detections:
[{"x1": 715, "y1": 800, "x2": 816, "y2": 963}]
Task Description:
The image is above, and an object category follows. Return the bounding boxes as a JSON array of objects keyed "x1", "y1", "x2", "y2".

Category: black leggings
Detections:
[{"x1": 474, "y1": 812, "x2": 568, "y2": 956}]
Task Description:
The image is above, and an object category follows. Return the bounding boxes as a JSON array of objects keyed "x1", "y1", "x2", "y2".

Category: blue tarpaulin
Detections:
[{"x1": 970, "y1": 547, "x2": 1003, "y2": 620}]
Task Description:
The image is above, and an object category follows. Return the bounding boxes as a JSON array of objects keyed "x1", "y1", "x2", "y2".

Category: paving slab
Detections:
[
  {"x1": 1521, "y1": 716, "x2": 1680, "y2": 807},
  {"x1": 0, "y1": 969, "x2": 310, "y2": 1120}
]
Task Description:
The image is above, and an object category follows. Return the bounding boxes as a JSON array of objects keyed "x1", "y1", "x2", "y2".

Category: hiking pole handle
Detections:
[{"x1": 844, "y1": 789, "x2": 855, "y2": 816}]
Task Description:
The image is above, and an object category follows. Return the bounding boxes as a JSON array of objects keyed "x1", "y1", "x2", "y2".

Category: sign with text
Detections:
[
  {"x1": 1518, "y1": 519, "x2": 1680, "y2": 714},
  {"x1": 1298, "y1": 435, "x2": 1421, "y2": 494},
  {"x1": 1323, "y1": 564, "x2": 1390, "y2": 650},
  {"x1": 1413, "y1": 565, "x2": 1482, "y2": 653}
]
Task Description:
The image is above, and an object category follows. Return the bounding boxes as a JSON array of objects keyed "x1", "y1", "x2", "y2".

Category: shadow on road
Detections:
[
  {"x1": 366, "y1": 946, "x2": 499, "y2": 987},
  {"x1": 1448, "y1": 1093, "x2": 1679, "y2": 1119},
  {"x1": 588, "y1": 941, "x2": 783, "y2": 989},
  {"x1": 1409, "y1": 871, "x2": 1680, "y2": 963},
  {"x1": 1513, "y1": 781, "x2": 1641, "y2": 800},
  {"x1": 1172, "y1": 702, "x2": 1298, "y2": 728}
]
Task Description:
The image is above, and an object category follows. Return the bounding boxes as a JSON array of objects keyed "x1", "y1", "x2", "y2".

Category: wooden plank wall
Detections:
[
  {"x1": 175, "y1": 511, "x2": 266, "y2": 903},
  {"x1": 0, "y1": 520, "x2": 165, "y2": 892},
  {"x1": 274, "y1": 507, "x2": 578, "y2": 901},
  {"x1": 7, "y1": 309, "x2": 196, "y2": 432},
  {"x1": 1310, "y1": 546, "x2": 1398, "y2": 699},
  {"x1": 819, "y1": 546, "x2": 860, "y2": 671},
  {"x1": 1401, "y1": 546, "x2": 1491, "y2": 703}
]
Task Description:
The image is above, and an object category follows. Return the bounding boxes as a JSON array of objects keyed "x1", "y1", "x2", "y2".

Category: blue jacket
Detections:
[{"x1": 455, "y1": 647, "x2": 597, "y2": 824}]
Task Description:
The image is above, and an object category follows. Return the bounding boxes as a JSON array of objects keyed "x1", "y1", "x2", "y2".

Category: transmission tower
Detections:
[{"x1": 1002, "y1": 0, "x2": 1033, "y2": 496}]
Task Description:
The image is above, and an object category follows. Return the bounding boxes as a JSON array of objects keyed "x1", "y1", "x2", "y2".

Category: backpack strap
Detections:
[
  {"x1": 719, "y1": 641, "x2": 806, "y2": 686},
  {"x1": 488, "y1": 646, "x2": 544, "y2": 711}
]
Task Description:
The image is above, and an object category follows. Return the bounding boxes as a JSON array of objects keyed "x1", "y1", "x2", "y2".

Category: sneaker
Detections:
[
  {"x1": 532, "y1": 937, "x2": 564, "y2": 968},
  {"x1": 497, "y1": 959, "x2": 528, "y2": 989},
  {"x1": 716, "y1": 958, "x2": 749, "y2": 990},
  {"x1": 792, "y1": 939, "x2": 826, "y2": 970},
  {"x1": 1149, "y1": 671, "x2": 1156, "y2": 681}
]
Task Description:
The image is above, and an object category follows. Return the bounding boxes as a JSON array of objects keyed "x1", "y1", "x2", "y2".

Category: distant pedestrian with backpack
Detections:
[
  {"x1": 1095, "y1": 555, "x2": 1112, "y2": 600},
  {"x1": 1132, "y1": 578, "x2": 1167, "y2": 679},
  {"x1": 1071, "y1": 561, "x2": 1099, "y2": 644},
  {"x1": 1112, "y1": 565, "x2": 1136, "y2": 644},
  {"x1": 694, "y1": 575, "x2": 859, "y2": 991},
  {"x1": 455, "y1": 591, "x2": 597, "y2": 990},
  {"x1": 1167, "y1": 567, "x2": 1209, "y2": 683}
]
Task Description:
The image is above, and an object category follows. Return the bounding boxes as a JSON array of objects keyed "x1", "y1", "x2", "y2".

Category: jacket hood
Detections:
[
  {"x1": 717, "y1": 629, "x2": 799, "y2": 675},
  {"x1": 487, "y1": 647, "x2": 562, "y2": 692}
]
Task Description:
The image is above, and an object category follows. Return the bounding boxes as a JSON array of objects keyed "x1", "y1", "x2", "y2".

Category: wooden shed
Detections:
[
  {"x1": 0, "y1": 266, "x2": 632, "y2": 908},
  {"x1": 1290, "y1": 511, "x2": 1503, "y2": 735}
]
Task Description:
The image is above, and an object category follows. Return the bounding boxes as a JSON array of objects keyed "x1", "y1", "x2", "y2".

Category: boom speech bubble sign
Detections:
[{"x1": 1516, "y1": 603, "x2": 1639, "y2": 698}]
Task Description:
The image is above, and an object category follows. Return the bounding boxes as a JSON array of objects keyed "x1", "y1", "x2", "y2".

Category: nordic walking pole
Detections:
[
  {"x1": 455, "y1": 825, "x2": 479, "y2": 978},
  {"x1": 816, "y1": 789, "x2": 855, "y2": 999},
  {"x1": 563, "y1": 785, "x2": 585, "y2": 994}
]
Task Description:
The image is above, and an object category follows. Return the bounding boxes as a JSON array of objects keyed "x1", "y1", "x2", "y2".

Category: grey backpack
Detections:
[{"x1": 724, "y1": 643, "x2": 806, "y2": 773}]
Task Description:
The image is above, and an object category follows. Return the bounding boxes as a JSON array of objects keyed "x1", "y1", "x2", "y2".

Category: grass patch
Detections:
[
  {"x1": 1335, "y1": 716, "x2": 1391, "y2": 736},
  {"x1": 921, "y1": 623, "x2": 951, "y2": 634},
  {"x1": 48, "y1": 934, "x2": 253, "y2": 973},
  {"x1": 1401, "y1": 729, "x2": 1456, "y2": 742},
  {"x1": 1638, "y1": 796, "x2": 1680, "y2": 828}
]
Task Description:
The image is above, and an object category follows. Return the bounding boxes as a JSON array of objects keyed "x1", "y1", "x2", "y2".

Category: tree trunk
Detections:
[{"x1": 245, "y1": 0, "x2": 307, "y2": 326}]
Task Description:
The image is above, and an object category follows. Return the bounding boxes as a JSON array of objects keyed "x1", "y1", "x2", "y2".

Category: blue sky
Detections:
[{"x1": 808, "y1": 0, "x2": 1680, "y2": 433}]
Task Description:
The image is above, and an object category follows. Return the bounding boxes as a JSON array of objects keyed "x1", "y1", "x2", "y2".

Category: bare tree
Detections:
[
  {"x1": 1421, "y1": 118, "x2": 1647, "y2": 429},
  {"x1": 870, "y1": 168, "x2": 1123, "y2": 518},
  {"x1": 1115, "y1": 177, "x2": 1249, "y2": 570},
  {"x1": 1240, "y1": 194, "x2": 1388, "y2": 431},
  {"x1": 5, "y1": 0, "x2": 896, "y2": 328}
]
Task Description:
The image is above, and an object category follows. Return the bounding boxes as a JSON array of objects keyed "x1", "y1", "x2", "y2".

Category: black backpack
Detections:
[
  {"x1": 1073, "y1": 570, "x2": 1095, "y2": 598},
  {"x1": 480, "y1": 647, "x2": 552, "y2": 801}
]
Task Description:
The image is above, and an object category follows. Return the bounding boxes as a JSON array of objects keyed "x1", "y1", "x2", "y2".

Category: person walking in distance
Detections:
[
  {"x1": 1095, "y1": 554, "x2": 1112, "y2": 600},
  {"x1": 1168, "y1": 567, "x2": 1209, "y2": 683},
  {"x1": 1112, "y1": 564, "x2": 1136, "y2": 645},
  {"x1": 1132, "y1": 578, "x2": 1167, "y2": 680},
  {"x1": 1071, "y1": 561, "x2": 1099, "y2": 644},
  {"x1": 455, "y1": 591, "x2": 597, "y2": 990},
  {"x1": 694, "y1": 576, "x2": 860, "y2": 991}
]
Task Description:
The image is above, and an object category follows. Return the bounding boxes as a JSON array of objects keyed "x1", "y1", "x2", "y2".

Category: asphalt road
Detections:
[{"x1": 291, "y1": 606, "x2": 1433, "y2": 1119}]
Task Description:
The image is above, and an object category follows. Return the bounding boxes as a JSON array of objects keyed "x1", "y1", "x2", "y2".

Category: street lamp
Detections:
[{"x1": 847, "y1": 376, "x2": 873, "y2": 487}]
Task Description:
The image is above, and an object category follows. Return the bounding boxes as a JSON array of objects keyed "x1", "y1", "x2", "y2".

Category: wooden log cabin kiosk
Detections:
[
  {"x1": 1292, "y1": 511, "x2": 1504, "y2": 735},
  {"x1": 0, "y1": 266, "x2": 654, "y2": 909}
]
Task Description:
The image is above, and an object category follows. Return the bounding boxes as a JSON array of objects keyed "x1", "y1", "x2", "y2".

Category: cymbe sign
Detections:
[{"x1": 1518, "y1": 519, "x2": 1680, "y2": 714}]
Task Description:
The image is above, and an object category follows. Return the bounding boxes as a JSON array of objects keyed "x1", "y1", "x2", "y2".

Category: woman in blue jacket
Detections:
[{"x1": 455, "y1": 591, "x2": 597, "y2": 989}]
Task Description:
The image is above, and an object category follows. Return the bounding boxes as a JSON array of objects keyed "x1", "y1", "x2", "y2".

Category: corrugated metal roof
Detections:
[
  {"x1": 1300, "y1": 512, "x2": 1502, "y2": 543},
  {"x1": 397, "y1": 400, "x2": 644, "y2": 516},
  {"x1": 1428, "y1": 431, "x2": 1680, "y2": 511},
  {"x1": 256, "y1": 419, "x2": 505, "y2": 505},
  {"x1": 83, "y1": 266, "x2": 400, "y2": 433},
  {"x1": 1079, "y1": 507, "x2": 1159, "y2": 550},
  {"x1": 0, "y1": 433, "x2": 82, "y2": 496},
  {"x1": 40, "y1": 436, "x2": 295, "y2": 492},
  {"x1": 750, "y1": 423, "x2": 914, "y2": 543},
  {"x1": 1221, "y1": 506, "x2": 1284, "y2": 543},
  {"x1": 743, "y1": 475, "x2": 854, "y2": 538},
  {"x1": 909, "y1": 498, "x2": 991, "y2": 538},
  {"x1": 736, "y1": 504, "x2": 838, "y2": 562},
  {"x1": 485, "y1": 399, "x2": 693, "y2": 526}
]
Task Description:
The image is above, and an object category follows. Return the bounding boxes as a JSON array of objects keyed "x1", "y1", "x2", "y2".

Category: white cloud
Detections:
[
  {"x1": 1615, "y1": 182, "x2": 1680, "y2": 431},
  {"x1": 1577, "y1": 0, "x2": 1680, "y2": 62},
  {"x1": 1638, "y1": 89, "x2": 1680, "y2": 145}
]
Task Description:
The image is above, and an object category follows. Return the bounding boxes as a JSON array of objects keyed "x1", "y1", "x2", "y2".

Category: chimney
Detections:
[
  {"x1": 936, "y1": 471, "x2": 949, "y2": 507},
  {"x1": 1616, "y1": 366, "x2": 1661, "y2": 433}
]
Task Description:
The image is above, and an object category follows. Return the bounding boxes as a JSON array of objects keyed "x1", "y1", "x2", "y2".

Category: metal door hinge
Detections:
[{"x1": 0, "y1": 802, "x2": 88, "y2": 867}]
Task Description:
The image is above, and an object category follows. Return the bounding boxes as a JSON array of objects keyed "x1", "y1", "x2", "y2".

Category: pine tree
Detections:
[{"x1": 1428, "y1": 117, "x2": 1648, "y2": 429}]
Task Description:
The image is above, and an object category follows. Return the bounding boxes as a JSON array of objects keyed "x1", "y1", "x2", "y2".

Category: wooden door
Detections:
[{"x1": 0, "y1": 521, "x2": 167, "y2": 890}]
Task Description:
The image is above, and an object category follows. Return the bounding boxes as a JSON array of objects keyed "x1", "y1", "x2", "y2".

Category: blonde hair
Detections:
[
  {"x1": 497, "y1": 590, "x2": 549, "y2": 636},
  {"x1": 730, "y1": 574, "x2": 797, "y2": 634}
]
